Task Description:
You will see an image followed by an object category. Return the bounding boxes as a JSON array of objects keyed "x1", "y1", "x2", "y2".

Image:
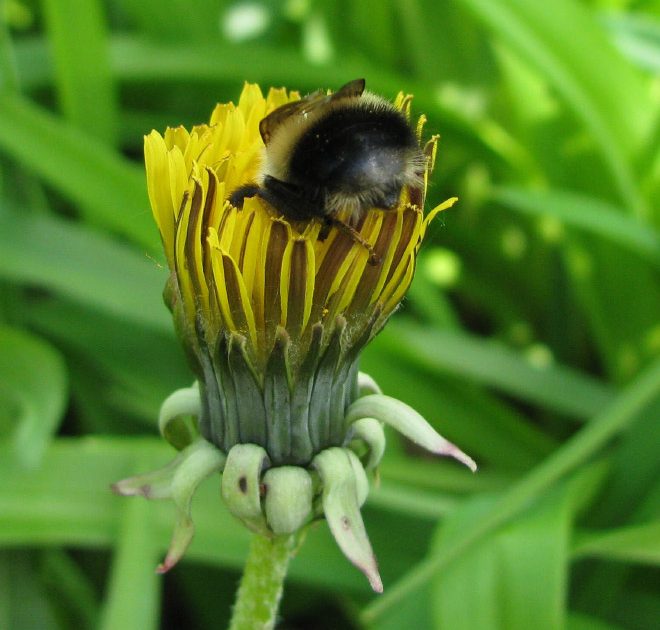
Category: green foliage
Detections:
[{"x1": 0, "y1": 0, "x2": 658, "y2": 628}]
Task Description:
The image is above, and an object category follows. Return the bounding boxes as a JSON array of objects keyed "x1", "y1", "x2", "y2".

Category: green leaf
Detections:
[
  {"x1": 456, "y1": 0, "x2": 653, "y2": 216},
  {"x1": 99, "y1": 490, "x2": 162, "y2": 630},
  {"x1": 567, "y1": 611, "x2": 625, "y2": 630},
  {"x1": 0, "y1": 94, "x2": 155, "y2": 249},
  {"x1": 431, "y1": 464, "x2": 605, "y2": 630},
  {"x1": 0, "y1": 212, "x2": 170, "y2": 333},
  {"x1": 585, "y1": 398, "x2": 660, "y2": 525},
  {"x1": 42, "y1": 0, "x2": 118, "y2": 144},
  {"x1": 377, "y1": 321, "x2": 613, "y2": 419},
  {"x1": 493, "y1": 187, "x2": 660, "y2": 267},
  {"x1": 572, "y1": 520, "x2": 660, "y2": 566},
  {"x1": 113, "y1": 0, "x2": 226, "y2": 41},
  {"x1": 367, "y1": 480, "x2": 458, "y2": 521},
  {"x1": 565, "y1": 239, "x2": 660, "y2": 382},
  {"x1": 379, "y1": 450, "x2": 510, "y2": 495},
  {"x1": 364, "y1": 583, "x2": 434, "y2": 630},
  {"x1": 361, "y1": 356, "x2": 660, "y2": 625},
  {"x1": 603, "y1": 12, "x2": 660, "y2": 73},
  {"x1": 0, "y1": 325, "x2": 67, "y2": 467},
  {"x1": 41, "y1": 550, "x2": 100, "y2": 629},
  {"x1": 0, "y1": 551, "x2": 60, "y2": 630},
  {"x1": 361, "y1": 344, "x2": 556, "y2": 470},
  {"x1": 22, "y1": 297, "x2": 189, "y2": 429}
]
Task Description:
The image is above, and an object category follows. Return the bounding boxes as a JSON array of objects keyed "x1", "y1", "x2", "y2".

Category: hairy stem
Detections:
[{"x1": 229, "y1": 534, "x2": 294, "y2": 630}]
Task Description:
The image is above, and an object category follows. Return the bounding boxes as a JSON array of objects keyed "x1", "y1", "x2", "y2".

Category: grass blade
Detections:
[
  {"x1": 493, "y1": 187, "x2": 660, "y2": 267},
  {"x1": 456, "y1": 0, "x2": 653, "y2": 216},
  {"x1": 573, "y1": 520, "x2": 660, "y2": 565},
  {"x1": 432, "y1": 464, "x2": 605, "y2": 630},
  {"x1": 377, "y1": 321, "x2": 613, "y2": 419},
  {"x1": 42, "y1": 0, "x2": 117, "y2": 144},
  {"x1": 0, "y1": 325, "x2": 67, "y2": 467},
  {"x1": 0, "y1": 94, "x2": 155, "y2": 249},
  {"x1": 99, "y1": 493, "x2": 161, "y2": 630},
  {"x1": 360, "y1": 356, "x2": 660, "y2": 624},
  {"x1": 0, "y1": 212, "x2": 169, "y2": 333}
]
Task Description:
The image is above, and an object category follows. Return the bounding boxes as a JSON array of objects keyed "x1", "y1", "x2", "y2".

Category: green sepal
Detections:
[
  {"x1": 357, "y1": 371, "x2": 382, "y2": 396},
  {"x1": 158, "y1": 382, "x2": 201, "y2": 450},
  {"x1": 112, "y1": 439, "x2": 225, "y2": 573},
  {"x1": 197, "y1": 331, "x2": 227, "y2": 449},
  {"x1": 345, "y1": 394, "x2": 477, "y2": 472},
  {"x1": 228, "y1": 333, "x2": 268, "y2": 446},
  {"x1": 312, "y1": 447, "x2": 382, "y2": 593},
  {"x1": 221, "y1": 443, "x2": 270, "y2": 534},
  {"x1": 346, "y1": 417, "x2": 386, "y2": 471},
  {"x1": 264, "y1": 328, "x2": 293, "y2": 463},
  {"x1": 308, "y1": 319, "x2": 346, "y2": 452},
  {"x1": 112, "y1": 452, "x2": 185, "y2": 500},
  {"x1": 215, "y1": 334, "x2": 240, "y2": 449},
  {"x1": 347, "y1": 448, "x2": 369, "y2": 506},
  {"x1": 263, "y1": 466, "x2": 313, "y2": 535},
  {"x1": 288, "y1": 323, "x2": 323, "y2": 465},
  {"x1": 156, "y1": 439, "x2": 226, "y2": 573},
  {"x1": 165, "y1": 272, "x2": 203, "y2": 379}
]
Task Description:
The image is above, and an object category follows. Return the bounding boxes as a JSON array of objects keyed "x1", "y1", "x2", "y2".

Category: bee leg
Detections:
[
  {"x1": 318, "y1": 221, "x2": 332, "y2": 241},
  {"x1": 228, "y1": 184, "x2": 260, "y2": 209},
  {"x1": 324, "y1": 216, "x2": 381, "y2": 265},
  {"x1": 259, "y1": 176, "x2": 320, "y2": 220}
]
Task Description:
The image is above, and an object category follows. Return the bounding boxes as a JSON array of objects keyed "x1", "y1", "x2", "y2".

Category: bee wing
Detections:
[
  {"x1": 259, "y1": 79, "x2": 366, "y2": 145},
  {"x1": 259, "y1": 95, "x2": 323, "y2": 145},
  {"x1": 333, "y1": 78, "x2": 366, "y2": 99}
]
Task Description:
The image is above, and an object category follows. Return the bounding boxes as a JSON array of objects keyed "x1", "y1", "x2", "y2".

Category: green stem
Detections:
[{"x1": 229, "y1": 534, "x2": 294, "y2": 630}]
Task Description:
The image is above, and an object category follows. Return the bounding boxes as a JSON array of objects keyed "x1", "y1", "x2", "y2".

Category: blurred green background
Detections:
[{"x1": 1, "y1": 0, "x2": 659, "y2": 628}]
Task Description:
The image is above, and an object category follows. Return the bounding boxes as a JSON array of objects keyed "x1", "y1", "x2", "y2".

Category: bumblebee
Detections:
[{"x1": 230, "y1": 79, "x2": 425, "y2": 257}]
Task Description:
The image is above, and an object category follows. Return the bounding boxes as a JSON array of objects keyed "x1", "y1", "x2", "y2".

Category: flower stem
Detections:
[{"x1": 229, "y1": 533, "x2": 294, "y2": 630}]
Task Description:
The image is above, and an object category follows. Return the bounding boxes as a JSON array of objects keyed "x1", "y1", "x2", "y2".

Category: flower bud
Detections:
[{"x1": 114, "y1": 81, "x2": 474, "y2": 590}]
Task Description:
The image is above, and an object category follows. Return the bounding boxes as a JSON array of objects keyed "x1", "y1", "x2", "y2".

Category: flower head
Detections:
[{"x1": 116, "y1": 81, "x2": 473, "y2": 591}]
